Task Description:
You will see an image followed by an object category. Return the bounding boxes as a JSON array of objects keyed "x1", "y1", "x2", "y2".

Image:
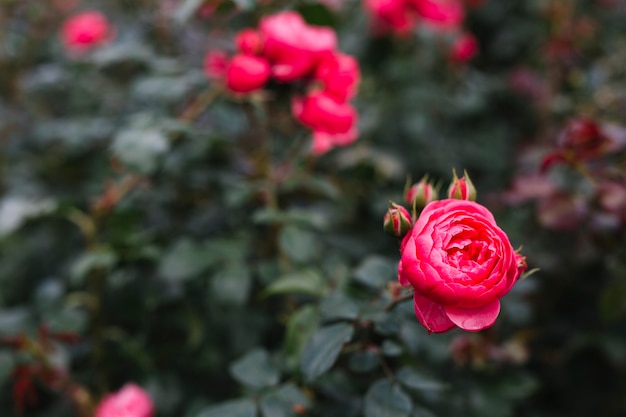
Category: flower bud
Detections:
[
  {"x1": 235, "y1": 29, "x2": 263, "y2": 55},
  {"x1": 448, "y1": 171, "x2": 477, "y2": 201},
  {"x1": 225, "y1": 54, "x2": 271, "y2": 93},
  {"x1": 383, "y1": 203, "x2": 412, "y2": 237},
  {"x1": 405, "y1": 177, "x2": 438, "y2": 209}
]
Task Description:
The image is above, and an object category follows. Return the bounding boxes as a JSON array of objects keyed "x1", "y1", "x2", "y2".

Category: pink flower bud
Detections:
[
  {"x1": 450, "y1": 33, "x2": 478, "y2": 64},
  {"x1": 225, "y1": 54, "x2": 271, "y2": 93},
  {"x1": 384, "y1": 203, "x2": 413, "y2": 237},
  {"x1": 448, "y1": 171, "x2": 477, "y2": 201},
  {"x1": 235, "y1": 29, "x2": 263, "y2": 55},
  {"x1": 95, "y1": 384, "x2": 154, "y2": 417},
  {"x1": 61, "y1": 11, "x2": 114, "y2": 54},
  {"x1": 203, "y1": 50, "x2": 229, "y2": 80},
  {"x1": 405, "y1": 178, "x2": 438, "y2": 209}
]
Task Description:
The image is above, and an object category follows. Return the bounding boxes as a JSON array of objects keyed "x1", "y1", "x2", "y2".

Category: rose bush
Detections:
[{"x1": 398, "y1": 199, "x2": 524, "y2": 333}]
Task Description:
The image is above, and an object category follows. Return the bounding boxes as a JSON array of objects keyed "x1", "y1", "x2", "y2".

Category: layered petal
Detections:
[
  {"x1": 444, "y1": 299, "x2": 500, "y2": 332},
  {"x1": 414, "y1": 292, "x2": 456, "y2": 333}
]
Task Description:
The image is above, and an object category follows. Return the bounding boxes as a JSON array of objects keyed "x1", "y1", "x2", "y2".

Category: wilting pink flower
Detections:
[
  {"x1": 365, "y1": 0, "x2": 415, "y2": 35},
  {"x1": 413, "y1": 0, "x2": 464, "y2": 31},
  {"x1": 259, "y1": 11, "x2": 337, "y2": 81},
  {"x1": 315, "y1": 52, "x2": 360, "y2": 102},
  {"x1": 60, "y1": 11, "x2": 114, "y2": 53},
  {"x1": 235, "y1": 29, "x2": 263, "y2": 55},
  {"x1": 225, "y1": 54, "x2": 271, "y2": 93},
  {"x1": 398, "y1": 199, "x2": 523, "y2": 333},
  {"x1": 450, "y1": 33, "x2": 478, "y2": 64},
  {"x1": 203, "y1": 50, "x2": 230, "y2": 80},
  {"x1": 95, "y1": 384, "x2": 154, "y2": 417},
  {"x1": 293, "y1": 92, "x2": 358, "y2": 154}
]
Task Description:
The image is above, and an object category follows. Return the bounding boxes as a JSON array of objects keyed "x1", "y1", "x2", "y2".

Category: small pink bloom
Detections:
[
  {"x1": 61, "y1": 11, "x2": 114, "y2": 53},
  {"x1": 293, "y1": 92, "x2": 359, "y2": 154},
  {"x1": 203, "y1": 50, "x2": 230, "y2": 80},
  {"x1": 450, "y1": 33, "x2": 478, "y2": 64},
  {"x1": 364, "y1": 0, "x2": 416, "y2": 35},
  {"x1": 235, "y1": 29, "x2": 263, "y2": 55},
  {"x1": 315, "y1": 52, "x2": 361, "y2": 102},
  {"x1": 413, "y1": 0, "x2": 464, "y2": 31},
  {"x1": 225, "y1": 54, "x2": 271, "y2": 93},
  {"x1": 384, "y1": 203, "x2": 413, "y2": 237},
  {"x1": 95, "y1": 383, "x2": 154, "y2": 417},
  {"x1": 398, "y1": 199, "x2": 522, "y2": 333},
  {"x1": 259, "y1": 11, "x2": 337, "y2": 82}
]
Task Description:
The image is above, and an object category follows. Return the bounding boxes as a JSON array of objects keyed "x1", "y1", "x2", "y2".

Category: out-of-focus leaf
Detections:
[
  {"x1": 173, "y1": 0, "x2": 204, "y2": 23},
  {"x1": 381, "y1": 340, "x2": 403, "y2": 357},
  {"x1": 158, "y1": 239, "x2": 213, "y2": 283},
  {"x1": 364, "y1": 379, "x2": 413, "y2": 417},
  {"x1": 278, "y1": 225, "x2": 321, "y2": 263},
  {"x1": 259, "y1": 384, "x2": 311, "y2": 417},
  {"x1": 348, "y1": 350, "x2": 379, "y2": 373},
  {"x1": 69, "y1": 248, "x2": 117, "y2": 284},
  {"x1": 300, "y1": 323, "x2": 354, "y2": 382},
  {"x1": 0, "y1": 352, "x2": 14, "y2": 386},
  {"x1": 353, "y1": 256, "x2": 396, "y2": 289},
  {"x1": 319, "y1": 293, "x2": 359, "y2": 321},
  {"x1": 0, "y1": 308, "x2": 31, "y2": 337},
  {"x1": 263, "y1": 269, "x2": 326, "y2": 297},
  {"x1": 397, "y1": 367, "x2": 448, "y2": 392},
  {"x1": 111, "y1": 128, "x2": 169, "y2": 174},
  {"x1": 195, "y1": 398, "x2": 257, "y2": 417},
  {"x1": 0, "y1": 196, "x2": 55, "y2": 237},
  {"x1": 230, "y1": 348, "x2": 280, "y2": 389},
  {"x1": 210, "y1": 265, "x2": 251, "y2": 306},
  {"x1": 285, "y1": 305, "x2": 318, "y2": 371}
]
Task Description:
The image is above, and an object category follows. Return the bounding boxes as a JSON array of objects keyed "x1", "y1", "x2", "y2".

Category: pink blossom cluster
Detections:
[
  {"x1": 364, "y1": 0, "x2": 478, "y2": 63},
  {"x1": 204, "y1": 11, "x2": 360, "y2": 155},
  {"x1": 60, "y1": 11, "x2": 114, "y2": 54}
]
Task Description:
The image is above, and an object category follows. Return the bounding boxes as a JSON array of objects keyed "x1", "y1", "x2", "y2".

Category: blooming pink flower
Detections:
[
  {"x1": 225, "y1": 54, "x2": 271, "y2": 93},
  {"x1": 315, "y1": 52, "x2": 360, "y2": 102},
  {"x1": 413, "y1": 0, "x2": 464, "y2": 31},
  {"x1": 293, "y1": 92, "x2": 358, "y2": 154},
  {"x1": 235, "y1": 29, "x2": 263, "y2": 55},
  {"x1": 60, "y1": 11, "x2": 114, "y2": 53},
  {"x1": 95, "y1": 383, "x2": 154, "y2": 417},
  {"x1": 365, "y1": 0, "x2": 415, "y2": 35},
  {"x1": 203, "y1": 50, "x2": 230, "y2": 81},
  {"x1": 450, "y1": 33, "x2": 478, "y2": 64},
  {"x1": 259, "y1": 11, "x2": 337, "y2": 82},
  {"x1": 398, "y1": 199, "x2": 522, "y2": 333}
]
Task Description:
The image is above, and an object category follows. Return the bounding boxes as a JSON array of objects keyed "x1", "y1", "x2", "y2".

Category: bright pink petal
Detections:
[
  {"x1": 413, "y1": 293, "x2": 456, "y2": 334},
  {"x1": 444, "y1": 300, "x2": 500, "y2": 332}
]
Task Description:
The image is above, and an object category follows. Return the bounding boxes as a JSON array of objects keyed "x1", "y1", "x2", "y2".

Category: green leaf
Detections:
[
  {"x1": 278, "y1": 225, "x2": 321, "y2": 264},
  {"x1": 319, "y1": 293, "x2": 359, "y2": 321},
  {"x1": 69, "y1": 249, "x2": 118, "y2": 284},
  {"x1": 381, "y1": 340, "x2": 403, "y2": 357},
  {"x1": 230, "y1": 348, "x2": 280, "y2": 389},
  {"x1": 284, "y1": 305, "x2": 319, "y2": 371},
  {"x1": 0, "y1": 351, "x2": 14, "y2": 386},
  {"x1": 300, "y1": 323, "x2": 354, "y2": 382},
  {"x1": 364, "y1": 379, "x2": 413, "y2": 417},
  {"x1": 259, "y1": 384, "x2": 311, "y2": 417},
  {"x1": 263, "y1": 269, "x2": 326, "y2": 297},
  {"x1": 158, "y1": 239, "x2": 212, "y2": 283},
  {"x1": 111, "y1": 128, "x2": 169, "y2": 174},
  {"x1": 210, "y1": 265, "x2": 251, "y2": 306},
  {"x1": 397, "y1": 367, "x2": 448, "y2": 392},
  {"x1": 348, "y1": 350, "x2": 379, "y2": 373},
  {"x1": 353, "y1": 256, "x2": 396, "y2": 289},
  {"x1": 196, "y1": 398, "x2": 257, "y2": 417}
]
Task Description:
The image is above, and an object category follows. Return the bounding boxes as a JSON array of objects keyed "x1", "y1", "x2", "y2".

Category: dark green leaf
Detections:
[
  {"x1": 348, "y1": 350, "x2": 379, "y2": 373},
  {"x1": 319, "y1": 293, "x2": 359, "y2": 321},
  {"x1": 278, "y1": 225, "x2": 321, "y2": 264},
  {"x1": 210, "y1": 265, "x2": 251, "y2": 306},
  {"x1": 397, "y1": 367, "x2": 448, "y2": 392},
  {"x1": 263, "y1": 269, "x2": 326, "y2": 297},
  {"x1": 353, "y1": 256, "x2": 396, "y2": 289},
  {"x1": 111, "y1": 128, "x2": 169, "y2": 175},
  {"x1": 364, "y1": 379, "x2": 413, "y2": 417},
  {"x1": 195, "y1": 398, "x2": 257, "y2": 417},
  {"x1": 300, "y1": 323, "x2": 354, "y2": 382},
  {"x1": 158, "y1": 239, "x2": 212, "y2": 283},
  {"x1": 285, "y1": 305, "x2": 318, "y2": 371},
  {"x1": 230, "y1": 348, "x2": 280, "y2": 389}
]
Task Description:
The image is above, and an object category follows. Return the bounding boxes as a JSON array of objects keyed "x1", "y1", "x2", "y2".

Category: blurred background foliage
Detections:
[{"x1": 1, "y1": 0, "x2": 626, "y2": 416}]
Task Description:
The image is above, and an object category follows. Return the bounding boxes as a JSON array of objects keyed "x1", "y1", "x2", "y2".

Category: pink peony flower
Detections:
[
  {"x1": 450, "y1": 33, "x2": 478, "y2": 64},
  {"x1": 259, "y1": 11, "x2": 337, "y2": 82},
  {"x1": 398, "y1": 199, "x2": 523, "y2": 333},
  {"x1": 60, "y1": 11, "x2": 114, "y2": 53},
  {"x1": 225, "y1": 54, "x2": 271, "y2": 93},
  {"x1": 293, "y1": 91, "x2": 358, "y2": 154},
  {"x1": 94, "y1": 383, "x2": 154, "y2": 417},
  {"x1": 235, "y1": 29, "x2": 263, "y2": 55},
  {"x1": 413, "y1": 0, "x2": 464, "y2": 31},
  {"x1": 364, "y1": 0, "x2": 416, "y2": 35},
  {"x1": 203, "y1": 50, "x2": 230, "y2": 80},
  {"x1": 315, "y1": 52, "x2": 361, "y2": 102}
]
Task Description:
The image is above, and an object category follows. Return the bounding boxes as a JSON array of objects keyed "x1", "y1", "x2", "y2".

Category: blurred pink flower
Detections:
[
  {"x1": 60, "y1": 11, "x2": 114, "y2": 53},
  {"x1": 225, "y1": 54, "x2": 271, "y2": 93},
  {"x1": 315, "y1": 52, "x2": 361, "y2": 102},
  {"x1": 414, "y1": 0, "x2": 464, "y2": 31},
  {"x1": 95, "y1": 384, "x2": 154, "y2": 417},
  {"x1": 203, "y1": 50, "x2": 229, "y2": 80},
  {"x1": 450, "y1": 33, "x2": 478, "y2": 64}
]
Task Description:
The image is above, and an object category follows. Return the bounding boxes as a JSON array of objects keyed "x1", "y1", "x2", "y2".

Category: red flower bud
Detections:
[
  {"x1": 235, "y1": 29, "x2": 263, "y2": 55},
  {"x1": 450, "y1": 33, "x2": 478, "y2": 64},
  {"x1": 405, "y1": 177, "x2": 438, "y2": 209},
  {"x1": 384, "y1": 203, "x2": 413, "y2": 237},
  {"x1": 225, "y1": 54, "x2": 271, "y2": 93},
  {"x1": 60, "y1": 11, "x2": 114, "y2": 54},
  {"x1": 448, "y1": 171, "x2": 477, "y2": 201}
]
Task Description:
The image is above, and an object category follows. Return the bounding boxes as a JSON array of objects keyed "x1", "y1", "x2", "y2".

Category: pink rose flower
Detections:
[
  {"x1": 398, "y1": 199, "x2": 523, "y2": 333},
  {"x1": 60, "y1": 11, "x2": 114, "y2": 53},
  {"x1": 450, "y1": 33, "x2": 478, "y2": 64},
  {"x1": 225, "y1": 54, "x2": 271, "y2": 93},
  {"x1": 413, "y1": 0, "x2": 464, "y2": 31},
  {"x1": 292, "y1": 91, "x2": 358, "y2": 154},
  {"x1": 315, "y1": 52, "x2": 361, "y2": 102},
  {"x1": 95, "y1": 383, "x2": 154, "y2": 417},
  {"x1": 364, "y1": 0, "x2": 415, "y2": 35},
  {"x1": 259, "y1": 11, "x2": 337, "y2": 82}
]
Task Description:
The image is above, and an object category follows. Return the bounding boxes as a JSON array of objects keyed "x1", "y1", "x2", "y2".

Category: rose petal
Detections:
[
  {"x1": 413, "y1": 293, "x2": 456, "y2": 334},
  {"x1": 444, "y1": 300, "x2": 500, "y2": 332}
]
